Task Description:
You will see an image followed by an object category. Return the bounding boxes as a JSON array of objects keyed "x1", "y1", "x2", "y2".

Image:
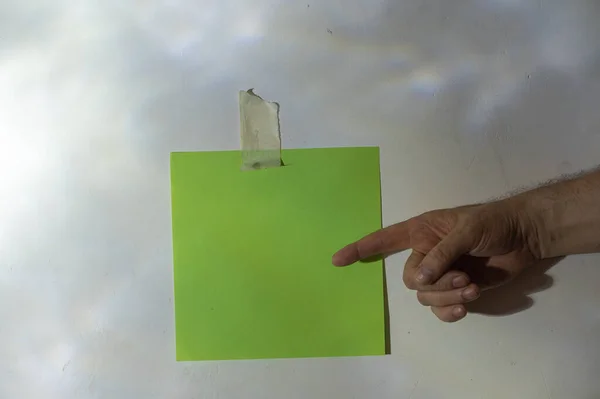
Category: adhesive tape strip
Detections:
[{"x1": 239, "y1": 89, "x2": 282, "y2": 170}]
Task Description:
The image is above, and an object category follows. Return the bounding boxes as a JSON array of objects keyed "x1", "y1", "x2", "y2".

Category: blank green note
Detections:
[{"x1": 170, "y1": 147, "x2": 385, "y2": 360}]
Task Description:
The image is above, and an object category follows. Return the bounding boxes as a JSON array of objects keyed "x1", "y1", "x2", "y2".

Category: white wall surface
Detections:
[{"x1": 1, "y1": 0, "x2": 599, "y2": 398}]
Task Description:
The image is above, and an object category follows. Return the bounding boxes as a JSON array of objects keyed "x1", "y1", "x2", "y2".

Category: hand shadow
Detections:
[{"x1": 465, "y1": 257, "x2": 563, "y2": 317}]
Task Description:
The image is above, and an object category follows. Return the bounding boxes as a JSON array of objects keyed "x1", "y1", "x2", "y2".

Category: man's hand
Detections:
[
  {"x1": 333, "y1": 169, "x2": 600, "y2": 322},
  {"x1": 332, "y1": 201, "x2": 544, "y2": 322}
]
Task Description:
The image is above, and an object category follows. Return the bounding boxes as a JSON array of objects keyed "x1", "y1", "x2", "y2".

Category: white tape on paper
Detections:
[{"x1": 239, "y1": 89, "x2": 282, "y2": 170}]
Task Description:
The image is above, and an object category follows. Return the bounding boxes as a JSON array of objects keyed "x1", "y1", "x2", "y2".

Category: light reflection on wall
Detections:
[{"x1": 0, "y1": 0, "x2": 599, "y2": 397}]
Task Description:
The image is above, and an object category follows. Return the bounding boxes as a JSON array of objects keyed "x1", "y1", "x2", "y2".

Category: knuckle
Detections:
[
  {"x1": 416, "y1": 291, "x2": 428, "y2": 306},
  {"x1": 430, "y1": 246, "x2": 451, "y2": 264},
  {"x1": 435, "y1": 273, "x2": 456, "y2": 290},
  {"x1": 431, "y1": 306, "x2": 459, "y2": 323},
  {"x1": 440, "y1": 313, "x2": 457, "y2": 323},
  {"x1": 423, "y1": 248, "x2": 449, "y2": 274},
  {"x1": 355, "y1": 242, "x2": 372, "y2": 260},
  {"x1": 431, "y1": 306, "x2": 447, "y2": 321}
]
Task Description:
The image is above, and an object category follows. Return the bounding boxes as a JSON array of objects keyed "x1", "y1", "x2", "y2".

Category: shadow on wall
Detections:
[{"x1": 466, "y1": 257, "x2": 563, "y2": 317}]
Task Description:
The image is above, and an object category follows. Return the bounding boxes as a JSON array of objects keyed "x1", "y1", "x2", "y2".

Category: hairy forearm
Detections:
[{"x1": 511, "y1": 169, "x2": 600, "y2": 258}]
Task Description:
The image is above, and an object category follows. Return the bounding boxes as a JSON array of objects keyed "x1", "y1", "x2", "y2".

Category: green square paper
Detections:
[{"x1": 170, "y1": 147, "x2": 385, "y2": 360}]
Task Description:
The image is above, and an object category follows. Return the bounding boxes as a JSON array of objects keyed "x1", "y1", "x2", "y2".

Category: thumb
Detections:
[{"x1": 415, "y1": 229, "x2": 474, "y2": 285}]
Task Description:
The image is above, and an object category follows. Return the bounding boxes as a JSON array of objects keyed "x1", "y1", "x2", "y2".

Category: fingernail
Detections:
[
  {"x1": 453, "y1": 306, "x2": 466, "y2": 317},
  {"x1": 462, "y1": 287, "x2": 479, "y2": 301},
  {"x1": 452, "y1": 276, "x2": 468, "y2": 288},
  {"x1": 415, "y1": 267, "x2": 433, "y2": 284}
]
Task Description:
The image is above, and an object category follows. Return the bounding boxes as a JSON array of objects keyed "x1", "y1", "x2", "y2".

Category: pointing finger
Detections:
[{"x1": 332, "y1": 220, "x2": 412, "y2": 266}]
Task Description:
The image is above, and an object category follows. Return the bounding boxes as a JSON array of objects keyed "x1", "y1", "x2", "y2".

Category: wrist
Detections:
[
  {"x1": 508, "y1": 193, "x2": 554, "y2": 259},
  {"x1": 509, "y1": 170, "x2": 600, "y2": 259},
  {"x1": 502, "y1": 195, "x2": 546, "y2": 259}
]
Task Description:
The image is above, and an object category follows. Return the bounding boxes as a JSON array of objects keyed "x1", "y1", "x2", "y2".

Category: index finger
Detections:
[{"x1": 332, "y1": 220, "x2": 412, "y2": 266}]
